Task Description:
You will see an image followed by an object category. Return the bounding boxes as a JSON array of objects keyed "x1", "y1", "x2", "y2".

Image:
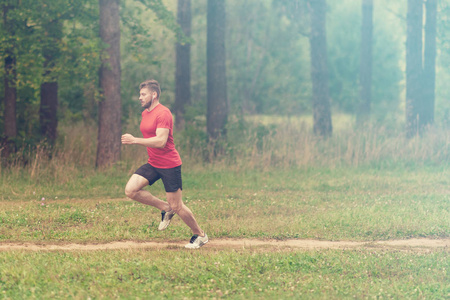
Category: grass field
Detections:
[
  {"x1": 1, "y1": 165, "x2": 449, "y2": 299},
  {"x1": 1, "y1": 248, "x2": 448, "y2": 299},
  {"x1": 0, "y1": 117, "x2": 449, "y2": 298},
  {"x1": 1, "y1": 167, "x2": 449, "y2": 242}
]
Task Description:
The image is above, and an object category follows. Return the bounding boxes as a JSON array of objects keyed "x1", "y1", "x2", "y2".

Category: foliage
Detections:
[
  {"x1": 0, "y1": 0, "x2": 183, "y2": 152},
  {"x1": 189, "y1": 0, "x2": 311, "y2": 119},
  {"x1": 120, "y1": 0, "x2": 181, "y2": 125},
  {"x1": 189, "y1": 0, "x2": 207, "y2": 114},
  {"x1": 327, "y1": 0, "x2": 403, "y2": 120},
  {"x1": 95, "y1": 0, "x2": 450, "y2": 128},
  {"x1": 240, "y1": 0, "x2": 404, "y2": 121},
  {"x1": 4, "y1": 113, "x2": 450, "y2": 177},
  {"x1": 0, "y1": 0, "x2": 44, "y2": 140},
  {"x1": 0, "y1": 0, "x2": 102, "y2": 141},
  {"x1": 436, "y1": 0, "x2": 450, "y2": 127},
  {"x1": 227, "y1": 0, "x2": 312, "y2": 115},
  {"x1": 136, "y1": 0, "x2": 187, "y2": 42},
  {"x1": 1, "y1": 0, "x2": 450, "y2": 161},
  {"x1": 174, "y1": 114, "x2": 450, "y2": 169},
  {"x1": 58, "y1": 1, "x2": 103, "y2": 123}
]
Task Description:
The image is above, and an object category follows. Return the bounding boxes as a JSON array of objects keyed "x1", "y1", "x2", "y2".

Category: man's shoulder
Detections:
[
  {"x1": 141, "y1": 104, "x2": 172, "y2": 116},
  {"x1": 156, "y1": 104, "x2": 173, "y2": 117},
  {"x1": 157, "y1": 104, "x2": 171, "y2": 113}
]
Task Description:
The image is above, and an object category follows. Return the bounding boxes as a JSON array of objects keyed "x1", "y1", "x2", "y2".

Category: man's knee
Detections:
[
  {"x1": 170, "y1": 202, "x2": 183, "y2": 213},
  {"x1": 125, "y1": 174, "x2": 149, "y2": 199},
  {"x1": 167, "y1": 189, "x2": 183, "y2": 213},
  {"x1": 125, "y1": 186, "x2": 138, "y2": 199}
]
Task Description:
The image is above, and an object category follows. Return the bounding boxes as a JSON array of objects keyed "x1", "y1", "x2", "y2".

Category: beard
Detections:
[{"x1": 142, "y1": 99, "x2": 153, "y2": 109}]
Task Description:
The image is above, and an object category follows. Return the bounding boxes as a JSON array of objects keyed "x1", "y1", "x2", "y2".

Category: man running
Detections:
[{"x1": 121, "y1": 79, "x2": 208, "y2": 249}]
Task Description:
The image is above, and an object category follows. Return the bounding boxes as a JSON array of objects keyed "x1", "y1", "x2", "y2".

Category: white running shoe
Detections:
[
  {"x1": 185, "y1": 233, "x2": 209, "y2": 249},
  {"x1": 158, "y1": 210, "x2": 175, "y2": 231}
]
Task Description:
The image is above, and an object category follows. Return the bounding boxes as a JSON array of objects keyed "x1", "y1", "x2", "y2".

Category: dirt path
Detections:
[{"x1": 0, "y1": 238, "x2": 448, "y2": 252}]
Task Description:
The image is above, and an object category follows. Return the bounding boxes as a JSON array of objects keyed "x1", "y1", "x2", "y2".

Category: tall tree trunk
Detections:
[
  {"x1": 96, "y1": 0, "x2": 121, "y2": 168},
  {"x1": 309, "y1": 0, "x2": 332, "y2": 137},
  {"x1": 174, "y1": 0, "x2": 191, "y2": 131},
  {"x1": 357, "y1": 0, "x2": 373, "y2": 125},
  {"x1": 40, "y1": 20, "x2": 62, "y2": 145},
  {"x1": 422, "y1": 0, "x2": 437, "y2": 128},
  {"x1": 2, "y1": 4, "x2": 17, "y2": 158},
  {"x1": 3, "y1": 55, "x2": 17, "y2": 157},
  {"x1": 405, "y1": 0, "x2": 423, "y2": 138},
  {"x1": 40, "y1": 82, "x2": 58, "y2": 143},
  {"x1": 207, "y1": 0, "x2": 228, "y2": 140}
]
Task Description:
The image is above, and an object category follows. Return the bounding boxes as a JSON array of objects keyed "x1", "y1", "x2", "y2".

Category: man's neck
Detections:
[{"x1": 146, "y1": 100, "x2": 160, "y2": 112}]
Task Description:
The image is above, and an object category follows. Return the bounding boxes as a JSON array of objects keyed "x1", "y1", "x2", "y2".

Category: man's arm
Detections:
[{"x1": 121, "y1": 128, "x2": 169, "y2": 148}]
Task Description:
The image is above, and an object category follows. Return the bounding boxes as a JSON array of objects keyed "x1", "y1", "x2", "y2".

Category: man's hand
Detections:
[{"x1": 121, "y1": 133, "x2": 136, "y2": 145}]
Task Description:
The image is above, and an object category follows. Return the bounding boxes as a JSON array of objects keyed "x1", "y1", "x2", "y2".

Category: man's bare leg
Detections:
[
  {"x1": 125, "y1": 174, "x2": 171, "y2": 212},
  {"x1": 166, "y1": 189, "x2": 204, "y2": 236}
]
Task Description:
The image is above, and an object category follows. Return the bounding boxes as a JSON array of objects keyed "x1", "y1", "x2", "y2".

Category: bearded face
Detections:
[{"x1": 139, "y1": 88, "x2": 156, "y2": 109}]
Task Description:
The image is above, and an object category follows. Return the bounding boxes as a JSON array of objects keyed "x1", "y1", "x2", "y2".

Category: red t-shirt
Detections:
[{"x1": 140, "y1": 104, "x2": 182, "y2": 168}]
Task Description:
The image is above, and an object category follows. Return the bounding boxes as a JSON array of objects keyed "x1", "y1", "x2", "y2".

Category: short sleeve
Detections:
[{"x1": 156, "y1": 109, "x2": 172, "y2": 129}]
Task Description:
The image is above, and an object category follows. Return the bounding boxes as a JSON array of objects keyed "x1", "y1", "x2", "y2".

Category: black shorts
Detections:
[{"x1": 134, "y1": 164, "x2": 182, "y2": 193}]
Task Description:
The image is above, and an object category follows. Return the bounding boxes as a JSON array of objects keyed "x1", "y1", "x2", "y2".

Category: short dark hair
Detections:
[{"x1": 139, "y1": 79, "x2": 161, "y2": 99}]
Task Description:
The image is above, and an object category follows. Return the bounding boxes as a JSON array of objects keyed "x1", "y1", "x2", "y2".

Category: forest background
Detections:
[
  {"x1": 1, "y1": 2, "x2": 449, "y2": 297},
  {"x1": 1, "y1": 0, "x2": 449, "y2": 169}
]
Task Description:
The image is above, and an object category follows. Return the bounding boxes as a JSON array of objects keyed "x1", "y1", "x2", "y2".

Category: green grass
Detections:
[
  {"x1": 0, "y1": 248, "x2": 448, "y2": 299},
  {"x1": 1, "y1": 166, "x2": 448, "y2": 298},
  {"x1": 1, "y1": 167, "x2": 449, "y2": 242},
  {"x1": 1, "y1": 117, "x2": 449, "y2": 298}
]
